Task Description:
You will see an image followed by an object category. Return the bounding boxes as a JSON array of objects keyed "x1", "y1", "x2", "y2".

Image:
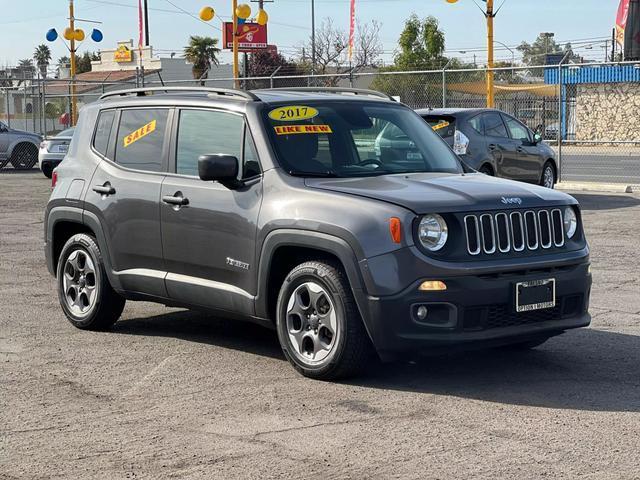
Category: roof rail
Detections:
[
  {"x1": 265, "y1": 87, "x2": 396, "y2": 101},
  {"x1": 100, "y1": 86, "x2": 259, "y2": 101}
]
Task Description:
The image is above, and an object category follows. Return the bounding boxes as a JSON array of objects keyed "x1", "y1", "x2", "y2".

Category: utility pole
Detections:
[
  {"x1": 69, "y1": 0, "x2": 77, "y2": 125},
  {"x1": 485, "y1": 0, "x2": 495, "y2": 108},
  {"x1": 143, "y1": 0, "x2": 150, "y2": 45},
  {"x1": 311, "y1": 0, "x2": 316, "y2": 76}
]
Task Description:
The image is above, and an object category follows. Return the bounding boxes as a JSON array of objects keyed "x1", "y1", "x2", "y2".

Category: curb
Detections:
[{"x1": 557, "y1": 182, "x2": 636, "y2": 194}]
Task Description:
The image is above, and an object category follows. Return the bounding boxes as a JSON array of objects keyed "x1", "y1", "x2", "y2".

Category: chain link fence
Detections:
[{"x1": 2, "y1": 61, "x2": 639, "y2": 185}]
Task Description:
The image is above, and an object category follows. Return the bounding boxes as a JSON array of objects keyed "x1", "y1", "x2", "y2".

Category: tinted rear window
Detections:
[
  {"x1": 423, "y1": 115, "x2": 456, "y2": 138},
  {"x1": 114, "y1": 109, "x2": 169, "y2": 172}
]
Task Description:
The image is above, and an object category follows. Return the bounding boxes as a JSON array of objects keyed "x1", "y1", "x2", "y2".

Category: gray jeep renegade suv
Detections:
[{"x1": 44, "y1": 86, "x2": 591, "y2": 379}]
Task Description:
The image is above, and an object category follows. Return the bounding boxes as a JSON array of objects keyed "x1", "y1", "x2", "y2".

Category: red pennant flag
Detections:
[{"x1": 348, "y1": 0, "x2": 356, "y2": 62}]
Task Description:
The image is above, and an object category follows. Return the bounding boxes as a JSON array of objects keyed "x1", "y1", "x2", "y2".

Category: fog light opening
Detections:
[
  {"x1": 418, "y1": 280, "x2": 447, "y2": 291},
  {"x1": 416, "y1": 305, "x2": 428, "y2": 321}
]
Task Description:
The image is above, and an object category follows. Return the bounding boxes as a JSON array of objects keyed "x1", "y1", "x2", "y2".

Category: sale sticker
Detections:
[
  {"x1": 274, "y1": 124, "x2": 333, "y2": 135},
  {"x1": 269, "y1": 105, "x2": 319, "y2": 122},
  {"x1": 431, "y1": 121, "x2": 450, "y2": 131},
  {"x1": 123, "y1": 119, "x2": 157, "y2": 147}
]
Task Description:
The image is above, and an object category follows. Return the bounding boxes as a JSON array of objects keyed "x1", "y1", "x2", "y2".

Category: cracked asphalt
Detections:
[{"x1": 2, "y1": 172, "x2": 640, "y2": 479}]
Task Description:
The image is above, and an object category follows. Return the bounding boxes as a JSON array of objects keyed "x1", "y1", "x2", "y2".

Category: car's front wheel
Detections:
[
  {"x1": 57, "y1": 233, "x2": 125, "y2": 330},
  {"x1": 540, "y1": 161, "x2": 556, "y2": 189},
  {"x1": 276, "y1": 260, "x2": 373, "y2": 380},
  {"x1": 41, "y1": 163, "x2": 53, "y2": 179}
]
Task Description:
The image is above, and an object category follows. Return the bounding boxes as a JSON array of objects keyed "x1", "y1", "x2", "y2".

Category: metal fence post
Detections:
[
  {"x1": 269, "y1": 66, "x2": 282, "y2": 89},
  {"x1": 557, "y1": 52, "x2": 570, "y2": 183},
  {"x1": 5, "y1": 89, "x2": 11, "y2": 128},
  {"x1": 442, "y1": 59, "x2": 453, "y2": 108}
]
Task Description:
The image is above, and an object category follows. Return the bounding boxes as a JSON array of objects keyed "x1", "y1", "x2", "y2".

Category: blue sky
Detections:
[{"x1": 0, "y1": 0, "x2": 620, "y2": 67}]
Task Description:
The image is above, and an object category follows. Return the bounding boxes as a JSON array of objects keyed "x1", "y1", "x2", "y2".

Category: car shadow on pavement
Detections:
[
  {"x1": 571, "y1": 193, "x2": 640, "y2": 211},
  {"x1": 115, "y1": 311, "x2": 640, "y2": 412},
  {"x1": 350, "y1": 328, "x2": 640, "y2": 413},
  {"x1": 113, "y1": 309, "x2": 284, "y2": 360}
]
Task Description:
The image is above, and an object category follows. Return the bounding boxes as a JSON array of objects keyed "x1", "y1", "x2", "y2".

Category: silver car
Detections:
[
  {"x1": 0, "y1": 121, "x2": 42, "y2": 170},
  {"x1": 39, "y1": 127, "x2": 75, "y2": 178}
]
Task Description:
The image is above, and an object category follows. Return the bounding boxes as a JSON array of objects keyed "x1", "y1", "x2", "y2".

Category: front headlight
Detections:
[
  {"x1": 418, "y1": 214, "x2": 448, "y2": 251},
  {"x1": 563, "y1": 206, "x2": 577, "y2": 239}
]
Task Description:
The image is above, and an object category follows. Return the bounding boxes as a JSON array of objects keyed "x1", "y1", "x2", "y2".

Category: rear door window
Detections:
[
  {"x1": 468, "y1": 115, "x2": 483, "y2": 135},
  {"x1": 503, "y1": 115, "x2": 532, "y2": 142},
  {"x1": 423, "y1": 115, "x2": 456, "y2": 139},
  {"x1": 482, "y1": 112, "x2": 509, "y2": 138},
  {"x1": 114, "y1": 108, "x2": 169, "y2": 172}
]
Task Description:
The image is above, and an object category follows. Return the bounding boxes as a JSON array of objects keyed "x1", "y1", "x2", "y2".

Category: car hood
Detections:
[{"x1": 305, "y1": 172, "x2": 575, "y2": 213}]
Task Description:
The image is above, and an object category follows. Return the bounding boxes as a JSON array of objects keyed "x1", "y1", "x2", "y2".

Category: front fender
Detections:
[
  {"x1": 255, "y1": 229, "x2": 386, "y2": 349},
  {"x1": 8, "y1": 136, "x2": 40, "y2": 156}
]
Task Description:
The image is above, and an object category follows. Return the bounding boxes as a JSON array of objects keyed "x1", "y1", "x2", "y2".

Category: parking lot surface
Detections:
[{"x1": 2, "y1": 172, "x2": 640, "y2": 479}]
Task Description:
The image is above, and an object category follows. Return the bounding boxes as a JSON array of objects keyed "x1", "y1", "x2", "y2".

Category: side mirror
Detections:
[
  {"x1": 533, "y1": 133, "x2": 542, "y2": 144},
  {"x1": 198, "y1": 154, "x2": 241, "y2": 188}
]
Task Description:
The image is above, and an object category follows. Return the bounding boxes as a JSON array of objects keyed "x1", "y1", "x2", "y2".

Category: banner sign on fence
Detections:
[
  {"x1": 616, "y1": 0, "x2": 630, "y2": 47},
  {"x1": 223, "y1": 22, "x2": 268, "y2": 51}
]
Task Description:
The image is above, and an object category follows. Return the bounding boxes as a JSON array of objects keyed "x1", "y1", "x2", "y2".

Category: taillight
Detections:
[
  {"x1": 51, "y1": 170, "x2": 58, "y2": 188},
  {"x1": 453, "y1": 129, "x2": 469, "y2": 155}
]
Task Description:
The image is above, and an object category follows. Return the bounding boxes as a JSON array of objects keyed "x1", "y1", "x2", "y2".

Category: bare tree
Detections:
[{"x1": 298, "y1": 18, "x2": 382, "y2": 85}]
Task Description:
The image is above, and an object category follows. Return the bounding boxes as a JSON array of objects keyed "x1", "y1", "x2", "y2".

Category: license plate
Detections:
[
  {"x1": 58, "y1": 145, "x2": 68, "y2": 153},
  {"x1": 406, "y1": 152, "x2": 422, "y2": 160},
  {"x1": 515, "y1": 278, "x2": 555, "y2": 313}
]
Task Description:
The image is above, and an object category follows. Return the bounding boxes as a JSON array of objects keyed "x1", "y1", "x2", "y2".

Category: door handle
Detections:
[
  {"x1": 92, "y1": 183, "x2": 115, "y2": 196},
  {"x1": 516, "y1": 147, "x2": 525, "y2": 153},
  {"x1": 162, "y1": 192, "x2": 189, "y2": 207}
]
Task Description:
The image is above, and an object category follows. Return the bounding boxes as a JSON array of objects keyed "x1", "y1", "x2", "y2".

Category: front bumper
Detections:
[{"x1": 362, "y1": 261, "x2": 591, "y2": 359}]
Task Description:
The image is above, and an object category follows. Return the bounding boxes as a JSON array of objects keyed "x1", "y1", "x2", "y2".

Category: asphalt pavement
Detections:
[{"x1": 2, "y1": 171, "x2": 640, "y2": 479}]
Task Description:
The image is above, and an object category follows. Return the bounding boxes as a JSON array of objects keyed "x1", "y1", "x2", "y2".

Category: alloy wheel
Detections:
[
  {"x1": 543, "y1": 165, "x2": 555, "y2": 188},
  {"x1": 62, "y1": 249, "x2": 98, "y2": 318},
  {"x1": 285, "y1": 281, "x2": 339, "y2": 365}
]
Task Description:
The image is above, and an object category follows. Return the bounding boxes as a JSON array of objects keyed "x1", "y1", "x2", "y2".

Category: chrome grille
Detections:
[{"x1": 464, "y1": 209, "x2": 566, "y2": 255}]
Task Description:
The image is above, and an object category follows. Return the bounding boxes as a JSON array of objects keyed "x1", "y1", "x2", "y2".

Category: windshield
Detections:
[{"x1": 264, "y1": 102, "x2": 462, "y2": 177}]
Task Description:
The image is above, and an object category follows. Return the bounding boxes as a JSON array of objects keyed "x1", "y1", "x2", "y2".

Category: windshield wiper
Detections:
[{"x1": 288, "y1": 169, "x2": 340, "y2": 178}]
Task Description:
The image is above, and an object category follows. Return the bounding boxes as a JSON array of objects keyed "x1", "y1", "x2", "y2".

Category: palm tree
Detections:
[
  {"x1": 16, "y1": 59, "x2": 35, "y2": 84},
  {"x1": 33, "y1": 44, "x2": 52, "y2": 78},
  {"x1": 183, "y1": 36, "x2": 220, "y2": 85}
]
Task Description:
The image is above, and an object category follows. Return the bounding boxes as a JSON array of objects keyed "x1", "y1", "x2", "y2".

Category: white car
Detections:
[{"x1": 38, "y1": 127, "x2": 75, "y2": 178}]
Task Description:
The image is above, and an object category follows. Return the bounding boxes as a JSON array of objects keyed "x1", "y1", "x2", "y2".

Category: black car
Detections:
[{"x1": 414, "y1": 108, "x2": 558, "y2": 189}]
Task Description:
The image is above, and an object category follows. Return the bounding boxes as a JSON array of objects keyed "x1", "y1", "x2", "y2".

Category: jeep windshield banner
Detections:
[
  {"x1": 269, "y1": 106, "x2": 319, "y2": 122},
  {"x1": 274, "y1": 124, "x2": 332, "y2": 135}
]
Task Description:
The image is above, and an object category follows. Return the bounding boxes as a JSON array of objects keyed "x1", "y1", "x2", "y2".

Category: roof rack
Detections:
[
  {"x1": 265, "y1": 87, "x2": 396, "y2": 101},
  {"x1": 100, "y1": 86, "x2": 259, "y2": 101}
]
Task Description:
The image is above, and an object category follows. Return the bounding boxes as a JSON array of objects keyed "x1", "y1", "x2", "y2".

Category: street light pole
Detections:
[
  {"x1": 143, "y1": 0, "x2": 150, "y2": 45},
  {"x1": 494, "y1": 40, "x2": 515, "y2": 80},
  {"x1": 311, "y1": 0, "x2": 316, "y2": 76}
]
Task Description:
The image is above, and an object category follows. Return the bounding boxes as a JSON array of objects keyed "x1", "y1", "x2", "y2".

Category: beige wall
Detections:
[
  {"x1": 91, "y1": 40, "x2": 162, "y2": 72},
  {"x1": 575, "y1": 83, "x2": 640, "y2": 141}
]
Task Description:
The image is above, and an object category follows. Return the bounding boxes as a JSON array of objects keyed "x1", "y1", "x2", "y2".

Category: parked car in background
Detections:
[
  {"x1": 517, "y1": 107, "x2": 559, "y2": 139},
  {"x1": 39, "y1": 127, "x2": 75, "y2": 178},
  {"x1": 0, "y1": 121, "x2": 41, "y2": 170},
  {"x1": 415, "y1": 108, "x2": 558, "y2": 189}
]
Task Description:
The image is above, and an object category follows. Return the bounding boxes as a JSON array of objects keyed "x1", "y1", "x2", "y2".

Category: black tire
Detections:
[
  {"x1": 479, "y1": 164, "x2": 494, "y2": 176},
  {"x1": 497, "y1": 336, "x2": 551, "y2": 351},
  {"x1": 56, "y1": 233, "x2": 125, "y2": 330},
  {"x1": 540, "y1": 161, "x2": 556, "y2": 189},
  {"x1": 276, "y1": 260, "x2": 374, "y2": 380},
  {"x1": 10, "y1": 143, "x2": 38, "y2": 170},
  {"x1": 41, "y1": 163, "x2": 53, "y2": 179},
  {"x1": 0, "y1": 158, "x2": 8, "y2": 169}
]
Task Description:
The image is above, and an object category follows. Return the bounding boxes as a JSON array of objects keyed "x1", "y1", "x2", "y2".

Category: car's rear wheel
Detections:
[
  {"x1": 57, "y1": 233, "x2": 125, "y2": 330},
  {"x1": 540, "y1": 161, "x2": 556, "y2": 189},
  {"x1": 276, "y1": 260, "x2": 373, "y2": 380},
  {"x1": 479, "y1": 164, "x2": 494, "y2": 176},
  {"x1": 10, "y1": 143, "x2": 38, "y2": 170},
  {"x1": 41, "y1": 163, "x2": 53, "y2": 179}
]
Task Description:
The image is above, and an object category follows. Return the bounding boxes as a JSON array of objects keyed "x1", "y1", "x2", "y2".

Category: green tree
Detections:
[
  {"x1": 33, "y1": 44, "x2": 52, "y2": 78},
  {"x1": 183, "y1": 36, "x2": 221, "y2": 85},
  {"x1": 517, "y1": 33, "x2": 579, "y2": 66},
  {"x1": 371, "y1": 14, "x2": 450, "y2": 107},
  {"x1": 395, "y1": 14, "x2": 446, "y2": 70},
  {"x1": 76, "y1": 51, "x2": 100, "y2": 74},
  {"x1": 245, "y1": 50, "x2": 307, "y2": 88}
]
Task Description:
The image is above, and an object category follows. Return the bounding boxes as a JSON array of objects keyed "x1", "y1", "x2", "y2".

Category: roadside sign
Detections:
[{"x1": 223, "y1": 22, "x2": 268, "y2": 51}]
